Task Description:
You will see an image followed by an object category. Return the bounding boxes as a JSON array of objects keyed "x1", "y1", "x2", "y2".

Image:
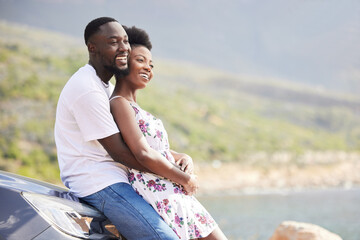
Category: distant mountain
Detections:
[{"x1": 0, "y1": 0, "x2": 359, "y2": 95}]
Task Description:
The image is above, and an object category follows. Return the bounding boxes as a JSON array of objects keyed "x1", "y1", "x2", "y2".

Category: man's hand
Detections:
[{"x1": 174, "y1": 153, "x2": 194, "y2": 174}]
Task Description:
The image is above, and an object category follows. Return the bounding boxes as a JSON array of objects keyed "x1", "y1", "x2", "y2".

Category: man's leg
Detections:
[{"x1": 81, "y1": 182, "x2": 178, "y2": 240}]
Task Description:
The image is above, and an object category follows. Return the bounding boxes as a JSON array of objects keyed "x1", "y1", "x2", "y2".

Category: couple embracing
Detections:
[{"x1": 55, "y1": 17, "x2": 227, "y2": 240}]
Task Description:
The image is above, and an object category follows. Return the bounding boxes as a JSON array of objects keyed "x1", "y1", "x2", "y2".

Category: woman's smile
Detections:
[{"x1": 139, "y1": 73, "x2": 150, "y2": 81}]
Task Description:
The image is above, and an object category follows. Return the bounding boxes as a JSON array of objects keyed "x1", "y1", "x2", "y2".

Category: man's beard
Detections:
[{"x1": 104, "y1": 65, "x2": 130, "y2": 78}]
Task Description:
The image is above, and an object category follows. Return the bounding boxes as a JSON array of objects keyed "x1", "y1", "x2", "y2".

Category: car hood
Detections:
[{"x1": 0, "y1": 170, "x2": 79, "y2": 201}]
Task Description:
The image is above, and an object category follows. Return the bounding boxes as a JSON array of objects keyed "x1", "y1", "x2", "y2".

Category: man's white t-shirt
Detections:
[{"x1": 54, "y1": 64, "x2": 128, "y2": 197}]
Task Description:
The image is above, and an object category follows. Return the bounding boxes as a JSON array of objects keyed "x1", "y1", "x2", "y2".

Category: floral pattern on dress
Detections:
[
  {"x1": 156, "y1": 199, "x2": 172, "y2": 214},
  {"x1": 138, "y1": 119, "x2": 150, "y2": 136},
  {"x1": 154, "y1": 129, "x2": 163, "y2": 141},
  {"x1": 146, "y1": 179, "x2": 167, "y2": 192},
  {"x1": 173, "y1": 183, "x2": 185, "y2": 194},
  {"x1": 127, "y1": 102, "x2": 217, "y2": 239}
]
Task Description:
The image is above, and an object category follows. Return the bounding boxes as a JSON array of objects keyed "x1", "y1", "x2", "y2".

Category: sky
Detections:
[{"x1": 1, "y1": 0, "x2": 359, "y2": 94}]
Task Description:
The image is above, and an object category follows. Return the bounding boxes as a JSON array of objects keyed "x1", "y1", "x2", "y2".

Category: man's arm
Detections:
[
  {"x1": 98, "y1": 132, "x2": 150, "y2": 172},
  {"x1": 170, "y1": 150, "x2": 194, "y2": 174}
]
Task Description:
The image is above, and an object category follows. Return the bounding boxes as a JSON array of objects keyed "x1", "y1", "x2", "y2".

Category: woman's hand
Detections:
[
  {"x1": 182, "y1": 174, "x2": 199, "y2": 196},
  {"x1": 174, "y1": 153, "x2": 194, "y2": 174}
]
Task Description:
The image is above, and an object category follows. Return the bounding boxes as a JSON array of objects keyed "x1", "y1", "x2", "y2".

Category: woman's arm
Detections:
[{"x1": 110, "y1": 97, "x2": 198, "y2": 195}]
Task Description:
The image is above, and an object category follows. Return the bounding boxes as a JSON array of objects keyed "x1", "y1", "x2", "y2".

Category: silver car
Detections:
[{"x1": 0, "y1": 170, "x2": 121, "y2": 239}]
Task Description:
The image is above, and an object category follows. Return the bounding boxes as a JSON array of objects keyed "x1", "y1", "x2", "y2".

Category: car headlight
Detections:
[{"x1": 21, "y1": 192, "x2": 119, "y2": 239}]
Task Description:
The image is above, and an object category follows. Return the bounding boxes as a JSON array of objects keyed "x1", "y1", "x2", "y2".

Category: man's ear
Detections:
[{"x1": 87, "y1": 42, "x2": 96, "y2": 53}]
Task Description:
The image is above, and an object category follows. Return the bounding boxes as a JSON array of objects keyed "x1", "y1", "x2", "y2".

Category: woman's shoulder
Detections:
[
  {"x1": 109, "y1": 95, "x2": 126, "y2": 102},
  {"x1": 109, "y1": 96, "x2": 143, "y2": 114},
  {"x1": 109, "y1": 95, "x2": 133, "y2": 111}
]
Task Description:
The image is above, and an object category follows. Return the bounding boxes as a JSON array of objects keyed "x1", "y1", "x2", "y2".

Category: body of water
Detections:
[{"x1": 198, "y1": 188, "x2": 360, "y2": 240}]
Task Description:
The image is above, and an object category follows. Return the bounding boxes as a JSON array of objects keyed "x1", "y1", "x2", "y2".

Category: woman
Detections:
[{"x1": 110, "y1": 26, "x2": 227, "y2": 240}]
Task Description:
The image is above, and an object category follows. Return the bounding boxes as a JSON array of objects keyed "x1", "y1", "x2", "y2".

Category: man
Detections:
[{"x1": 54, "y1": 17, "x2": 179, "y2": 239}]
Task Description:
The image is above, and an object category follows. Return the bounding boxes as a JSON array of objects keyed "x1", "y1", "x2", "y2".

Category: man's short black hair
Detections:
[
  {"x1": 84, "y1": 17, "x2": 118, "y2": 45},
  {"x1": 123, "y1": 25, "x2": 152, "y2": 51}
]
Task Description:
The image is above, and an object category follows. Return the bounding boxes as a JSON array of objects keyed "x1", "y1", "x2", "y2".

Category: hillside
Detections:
[{"x1": 0, "y1": 21, "x2": 359, "y2": 186}]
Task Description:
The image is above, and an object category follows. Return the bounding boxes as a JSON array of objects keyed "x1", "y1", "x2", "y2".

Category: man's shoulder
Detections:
[
  {"x1": 70, "y1": 64, "x2": 96, "y2": 82},
  {"x1": 58, "y1": 64, "x2": 105, "y2": 105},
  {"x1": 66, "y1": 65, "x2": 101, "y2": 92}
]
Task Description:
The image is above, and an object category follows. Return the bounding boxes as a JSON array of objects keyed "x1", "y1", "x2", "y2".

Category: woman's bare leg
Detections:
[{"x1": 200, "y1": 226, "x2": 228, "y2": 240}]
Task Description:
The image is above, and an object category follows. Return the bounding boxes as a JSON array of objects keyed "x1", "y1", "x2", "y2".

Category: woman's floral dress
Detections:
[{"x1": 128, "y1": 102, "x2": 217, "y2": 239}]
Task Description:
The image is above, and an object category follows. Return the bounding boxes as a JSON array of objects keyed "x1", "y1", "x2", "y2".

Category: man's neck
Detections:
[{"x1": 88, "y1": 60, "x2": 112, "y2": 83}]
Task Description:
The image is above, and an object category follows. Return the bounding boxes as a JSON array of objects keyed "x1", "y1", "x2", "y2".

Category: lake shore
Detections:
[{"x1": 195, "y1": 151, "x2": 360, "y2": 196}]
